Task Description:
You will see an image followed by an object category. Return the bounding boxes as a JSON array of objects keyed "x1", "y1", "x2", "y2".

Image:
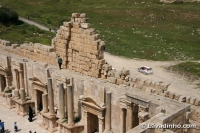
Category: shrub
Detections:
[
  {"x1": 4, "y1": 89, "x2": 12, "y2": 93},
  {"x1": 0, "y1": 7, "x2": 18, "y2": 25}
]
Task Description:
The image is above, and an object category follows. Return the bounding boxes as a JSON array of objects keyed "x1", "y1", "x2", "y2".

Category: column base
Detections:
[
  {"x1": 40, "y1": 112, "x2": 58, "y2": 133},
  {"x1": 56, "y1": 119, "x2": 84, "y2": 133},
  {"x1": 103, "y1": 131, "x2": 113, "y2": 133}
]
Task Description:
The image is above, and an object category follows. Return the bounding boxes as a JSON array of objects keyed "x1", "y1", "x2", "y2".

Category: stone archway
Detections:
[
  {"x1": 79, "y1": 96, "x2": 106, "y2": 133},
  {"x1": 32, "y1": 77, "x2": 47, "y2": 114}
]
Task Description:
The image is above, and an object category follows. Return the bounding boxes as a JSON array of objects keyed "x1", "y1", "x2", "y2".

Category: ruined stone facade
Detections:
[{"x1": 0, "y1": 13, "x2": 200, "y2": 133}]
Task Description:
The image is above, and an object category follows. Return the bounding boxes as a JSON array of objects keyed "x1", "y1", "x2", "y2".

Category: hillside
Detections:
[{"x1": 0, "y1": 0, "x2": 200, "y2": 60}]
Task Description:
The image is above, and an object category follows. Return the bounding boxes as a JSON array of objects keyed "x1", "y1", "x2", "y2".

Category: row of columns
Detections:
[
  {"x1": 120, "y1": 102, "x2": 149, "y2": 133},
  {"x1": 58, "y1": 82, "x2": 74, "y2": 126},
  {"x1": 42, "y1": 79, "x2": 75, "y2": 126},
  {"x1": 41, "y1": 78, "x2": 113, "y2": 133},
  {"x1": 14, "y1": 63, "x2": 25, "y2": 99}
]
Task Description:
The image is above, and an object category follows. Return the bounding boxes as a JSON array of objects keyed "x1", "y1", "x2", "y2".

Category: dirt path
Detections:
[
  {"x1": 104, "y1": 52, "x2": 200, "y2": 98},
  {"x1": 19, "y1": 17, "x2": 56, "y2": 33}
]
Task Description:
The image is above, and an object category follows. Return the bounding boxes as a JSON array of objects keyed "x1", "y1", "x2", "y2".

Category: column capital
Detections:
[
  {"x1": 138, "y1": 105, "x2": 149, "y2": 112},
  {"x1": 84, "y1": 110, "x2": 88, "y2": 118},
  {"x1": 18, "y1": 70, "x2": 23, "y2": 73},
  {"x1": 126, "y1": 101, "x2": 132, "y2": 109},
  {"x1": 98, "y1": 116, "x2": 104, "y2": 125}
]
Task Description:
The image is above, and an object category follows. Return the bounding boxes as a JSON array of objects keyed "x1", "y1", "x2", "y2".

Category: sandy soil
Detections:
[{"x1": 104, "y1": 52, "x2": 200, "y2": 98}]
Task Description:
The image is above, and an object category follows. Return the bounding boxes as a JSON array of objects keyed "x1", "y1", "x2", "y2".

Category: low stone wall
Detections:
[{"x1": 0, "y1": 40, "x2": 57, "y2": 66}]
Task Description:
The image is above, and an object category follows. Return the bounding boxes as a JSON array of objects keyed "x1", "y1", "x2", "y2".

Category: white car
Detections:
[{"x1": 138, "y1": 66, "x2": 153, "y2": 75}]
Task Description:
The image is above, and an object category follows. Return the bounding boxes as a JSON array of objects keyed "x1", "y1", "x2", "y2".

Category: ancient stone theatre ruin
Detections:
[{"x1": 0, "y1": 13, "x2": 199, "y2": 133}]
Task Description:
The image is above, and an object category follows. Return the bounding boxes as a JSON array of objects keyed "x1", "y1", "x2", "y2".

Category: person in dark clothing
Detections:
[
  {"x1": 14, "y1": 122, "x2": 18, "y2": 132},
  {"x1": 0, "y1": 120, "x2": 4, "y2": 133},
  {"x1": 57, "y1": 56, "x2": 63, "y2": 70},
  {"x1": 28, "y1": 106, "x2": 33, "y2": 122}
]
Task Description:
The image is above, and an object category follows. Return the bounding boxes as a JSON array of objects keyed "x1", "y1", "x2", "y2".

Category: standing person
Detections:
[
  {"x1": 57, "y1": 56, "x2": 62, "y2": 70},
  {"x1": 1, "y1": 122, "x2": 4, "y2": 133},
  {"x1": 28, "y1": 106, "x2": 33, "y2": 122},
  {"x1": 29, "y1": 131, "x2": 32, "y2": 133},
  {"x1": 14, "y1": 122, "x2": 18, "y2": 132},
  {"x1": 0, "y1": 120, "x2": 3, "y2": 133}
]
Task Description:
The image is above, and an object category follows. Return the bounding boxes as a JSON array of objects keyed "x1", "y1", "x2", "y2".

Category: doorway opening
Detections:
[
  {"x1": 36, "y1": 90, "x2": 43, "y2": 112},
  {"x1": 88, "y1": 112, "x2": 99, "y2": 133},
  {"x1": 0, "y1": 75, "x2": 6, "y2": 92}
]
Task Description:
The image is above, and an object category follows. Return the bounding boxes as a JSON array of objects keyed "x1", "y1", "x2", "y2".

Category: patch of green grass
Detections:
[
  {"x1": 0, "y1": 22, "x2": 54, "y2": 45},
  {"x1": 0, "y1": 0, "x2": 200, "y2": 60},
  {"x1": 172, "y1": 62, "x2": 200, "y2": 78}
]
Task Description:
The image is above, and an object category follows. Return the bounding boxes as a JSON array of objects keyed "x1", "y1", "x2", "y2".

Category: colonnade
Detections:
[{"x1": 120, "y1": 99, "x2": 149, "y2": 133}]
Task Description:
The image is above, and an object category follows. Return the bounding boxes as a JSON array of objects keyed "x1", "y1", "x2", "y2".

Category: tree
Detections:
[{"x1": 0, "y1": 7, "x2": 19, "y2": 25}]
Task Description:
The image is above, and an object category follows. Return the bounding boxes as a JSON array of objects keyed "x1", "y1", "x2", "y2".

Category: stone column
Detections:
[
  {"x1": 120, "y1": 108, "x2": 126, "y2": 133},
  {"x1": 42, "y1": 93, "x2": 48, "y2": 113},
  {"x1": 5, "y1": 76, "x2": 12, "y2": 87},
  {"x1": 127, "y1": 103, "x2": 133, "y2": 131},
  {"x1": 67, "y1": 85, "x2": 74, "y2": 126},
  {"x1": 19, "y1": 70, "x2": 24, "y2": 89},
  {"x1": 47, "y1": 78, "x2": 55, "y2": 115},
  {"x1": 34, "y1": 90, "x2": 38, "y2": 115},
  {"x1": 98, "y1": 116, "x2": 105, "y2": 133},
  {"x1": 84, "y1": 110, "x2": 88, "y2": 133},
  {"x1": 19, "y1": 88, "x2": 25, "y2": 101},
  {"x1": 64, "y1": 87, "x2": 68, "y2": 117},
  {"x1": 14, "y1": 89, "x2": 20, "y2": 98},
  {"x1": 58, "y1": 83, "x2": 65, "y2": 119},
  {"x1": 14, "y1": 70, "x2": 20, "y2": 90},
  {"x1": 105, "y1": 91, "x2": 111, "y2": 131}
]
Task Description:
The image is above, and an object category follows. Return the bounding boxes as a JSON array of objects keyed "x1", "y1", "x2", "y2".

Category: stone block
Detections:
[
  {"x1": 178, "y1": 96, "x2": 186, "y2": 102},
  {"x1": 135, "y1": 84, "x2": 142, "y2": 90},
  {"x1": 121, "y1": 69, "x2": 130, "y2": 76},
  {"x1": 116, "y1": 79, "x2": 123, "y2": 85},
  {"x1": 155, "y1": 89, "x2": 162, "y2": 95},
  {"x1": 80, "y1": 13, "x2": 86, "y2": 18},
  {"x1": 12, "y1": 44, "x2": 20, "y2": 49},
  {"x1": 73, "y1": 23, "x2": 80, "y2": 29},
  {"x1": 81, "y1": 18, "x2": 87, "y2": 23},
  {"x1": 130, "y1": 82, "x2": 135, "y2": 87},
  {"x1": 125, "y1": 75, "x2": 130, "y2": 82},
  {"x1": 194, "y1": 98, "x2": 200, "y2": 106},
  {"x1": 186, "y1": 111, "x2": 193, "y2": 120},
  {"x1": 63, "y1": 22, "x2": 71, "y2": 27},
  {"x1": 114, "y1": 72, "x2": 121, "y2": 78},
  {"x1": 72, "y1": 13, "x2": 80, "y2": 18},
  {"x1": 107, "y1": 70, "x2": 115, "y2": 77},
  {"x1": 81, "y1": 23, "x2": 90, "y2": 29},
  {"x1": 138, "y1": 111, "x2": 149, "y2": 120},
  {"x1": 190, "y1": 97, "x2": 196, "y2": 105},
  {"x1": 174, "y1": 94, "x2": 181, "y2": 101},
  {"x1": 123, "y1": 81, "x2": 130, "y2": 86},
  {"x1": 145, "y1": 87, "x2": 152, "y2": 94},
  {"x1": 107, "y1": 77, "x2": 117, "y2": 84},
  {"x1": 186, "y1": 96, "x2": 191, "y2": 103},
  {"x1": 102, "y1": 64, "x2": 112, "y2": 71},
  {"x1": 168, "y1": 91, "x2": 175, "y2": 99}
]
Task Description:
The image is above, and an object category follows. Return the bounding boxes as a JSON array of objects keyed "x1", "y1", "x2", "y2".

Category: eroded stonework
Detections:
[{"x1": 0, "y1": 13, "x2": 200, "y2": 133}]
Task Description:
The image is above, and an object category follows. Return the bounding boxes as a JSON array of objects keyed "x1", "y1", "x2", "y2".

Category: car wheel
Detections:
[{"x1": 144, "y1": 72, "x2": 147, "y2": 75}]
